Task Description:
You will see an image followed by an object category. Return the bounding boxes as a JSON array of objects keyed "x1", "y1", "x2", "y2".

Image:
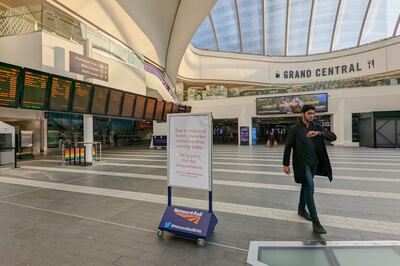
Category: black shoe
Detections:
[
  {"x1": 313, "y1": 222, "x2": 327, "y2": 234},
  {"x1": 298, "y1": 210, "x2": 312, "y2": 221}
]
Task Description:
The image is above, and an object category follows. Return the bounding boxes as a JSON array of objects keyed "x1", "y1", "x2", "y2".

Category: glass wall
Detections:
[{"x1": 47, "y1": 112, "x2": 83, "y2": 148}]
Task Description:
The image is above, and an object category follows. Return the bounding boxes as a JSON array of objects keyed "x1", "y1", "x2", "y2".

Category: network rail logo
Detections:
[{"x1": 173, "y1": 208, "x2": 203, "y2": 225}]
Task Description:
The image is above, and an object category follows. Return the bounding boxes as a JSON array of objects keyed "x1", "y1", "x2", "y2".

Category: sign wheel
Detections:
[
  {"x1": 156, "y1": 229, "x2": 164, "y2": 238},
  {"x1": 197, "y1": 238, "x2": 206, "y2": 247}
]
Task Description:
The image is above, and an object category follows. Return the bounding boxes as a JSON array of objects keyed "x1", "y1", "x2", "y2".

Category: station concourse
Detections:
[{"x1": 0, "y1": 0, "x2": 399, "y2": 265}]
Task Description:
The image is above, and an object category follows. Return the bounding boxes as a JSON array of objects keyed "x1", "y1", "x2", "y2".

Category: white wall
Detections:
[
  {"x1": 179, "y1": 37, "x2": 400, "y2": 85},
  {"x1": 41, "y1": 32, "x2": 147, "y2": 95},
  {"x1": 184, "y1": 85, "x2": 400, "y2": 146},
  {"x1": 0, "y1": 31, "x2": 147, "y2": 95},
  {"x1": 0, "y1": 31, "x2": 42, "y2": 69}
]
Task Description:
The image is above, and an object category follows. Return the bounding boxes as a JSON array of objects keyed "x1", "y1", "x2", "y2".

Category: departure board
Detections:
[
  {"x1": 172, "y1": 103, "x2": 179, "y2": 113},
  {"x1": 178, "y1": 105, "x2": 186, "y2": 113},
  {"x1": 91, "y1": 86, "x2": 109, "y2": 115},
  {"x1": 72, "y1": 81, "x2": 92, "y2": 113},
  {"x1": 121, "y1": 93, "x2": 135, "y2": 117},
  {"x1": 0, "y1": 63, "x2": 21, "y2": 107},
  {"x1": 107, "y1": 90, "x2": 123, "y2": 116},
  {"x1": 49, "y1": 76, "x2": 73, "y2": 111},
  {"x1": 154, "y1": 100, "x2": 165, "y2": 121},
  {"x1": 133, "y1": 95, "x2": 146, "y2": 119},
  {"x1": 21, "y1": 69, "x2": 50, "y2": 109},
  {"x1": 163, "y1": 102, "x2": 173, "y2": 121},
  {"x1": 144, "y1": 98, "x2": 156, "y2": 120}
]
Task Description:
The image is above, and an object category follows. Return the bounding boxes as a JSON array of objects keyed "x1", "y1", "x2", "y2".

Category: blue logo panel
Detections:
[{"x1": 159, "y1": 205, "x2": 218, "y2": 239}]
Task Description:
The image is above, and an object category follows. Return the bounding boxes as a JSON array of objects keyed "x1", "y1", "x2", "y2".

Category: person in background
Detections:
[
  {"x1": 282, "y1": 105, "x2": 337, "y2": 234},
  {"x1": 113, "y1": 133, "x2": 119, "y2": 148}
]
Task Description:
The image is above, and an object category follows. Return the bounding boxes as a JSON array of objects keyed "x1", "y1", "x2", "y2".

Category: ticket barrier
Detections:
[{"x1": 62, "y1": 144, "x2": 87, "y2": 166}]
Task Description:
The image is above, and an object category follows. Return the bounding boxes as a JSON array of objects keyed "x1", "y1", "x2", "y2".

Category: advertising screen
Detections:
[
  {"x1": 144, "y1": 98, "x2": 156, "y2": 120},
  {"x1": 91, "y1": 85, "x2": 109, "y2": 115},
  {"x1": 21, "y1": 69, "x2": 50, "y2": 109},
  {"x1": 49, "y1": 75, "x2": 73, "y2": 112},
  {"x1": 133, "y1": 95, "x2": 146, "y2": 119},
  {"x1": 107, "y1": 90, "x2": 123, "y2": 116},
  {"x1": 121, "y1": 93, "x2": 135, "y2": 117},
  {"x1": 240, "y1": 126, "x2": 249, "y2": 145},
  {"x1": 72, "y1": 81, "x2": 92, "y2": 113},
  {"x1": 154, "y1": 100, "x2": 165, "y2": 121},
  {"x1": 0, "y1": 63, "x2": 21, "y2": 107},
  {"x1": 256, "y1": 93, "x2": 328, "y2": 115}
]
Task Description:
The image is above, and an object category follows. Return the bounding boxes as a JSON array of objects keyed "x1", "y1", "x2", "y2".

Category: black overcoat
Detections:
[{"x1": 282, "y1": 121, "x2": 337, "y2": 184}]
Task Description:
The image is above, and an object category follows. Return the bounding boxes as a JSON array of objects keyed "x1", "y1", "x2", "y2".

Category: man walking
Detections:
[{"x1": 282, "y1": 105, "x2": 337, "y2": 234}]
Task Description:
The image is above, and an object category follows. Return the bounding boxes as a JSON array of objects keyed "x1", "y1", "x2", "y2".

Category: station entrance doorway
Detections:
[
  {"x1": 213, "y1": 118, "x2": 238, "y2": 145},
  {"x1": 252, "y1": 115, "x2": 332, "y2": 145}
]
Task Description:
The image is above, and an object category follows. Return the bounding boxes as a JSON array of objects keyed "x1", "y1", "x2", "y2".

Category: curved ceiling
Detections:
[
  {"x1": 191, "y1": 0, "x2": 400, "y2": 56},
  {"x1": 47, "y1": 0, "x2": 217, "y2": 83}
]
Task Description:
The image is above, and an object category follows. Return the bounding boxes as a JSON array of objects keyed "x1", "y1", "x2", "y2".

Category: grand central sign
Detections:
[{"x1": 274, "y1": 59, "x2": 376, "y2": 80}]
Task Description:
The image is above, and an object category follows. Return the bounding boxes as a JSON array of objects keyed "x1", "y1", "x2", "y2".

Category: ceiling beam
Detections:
[
  {"x1": 330, "y1": 0, "x2": 342, "y2": 52},
  {"x1": 357, "y1": 0, "x2": 372, "y2": 46},
  {"x1": 306, "y1": 0, "x2": 316, "y2": 55},
  {"x1": 234, "y1": 0, "x2": 243, "y2": 52}
]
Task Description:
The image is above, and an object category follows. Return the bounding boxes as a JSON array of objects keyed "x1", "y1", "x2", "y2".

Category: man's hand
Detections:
[
  {"x1": 283, "y1": 165, "x2": 291, "y2": 175},
  {"x1": 306, "y1": 131, "x2": 320, "y2": 138}
]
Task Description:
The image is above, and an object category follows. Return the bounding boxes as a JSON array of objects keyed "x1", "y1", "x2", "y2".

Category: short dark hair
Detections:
[{"x1": 301, "y1": 104, "x2": 316, "y2": 113}]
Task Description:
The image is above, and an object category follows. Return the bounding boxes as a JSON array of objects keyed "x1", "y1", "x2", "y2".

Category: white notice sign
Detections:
[{"x1": 168, "y1": 113, "x2": 212, "y2": 190}]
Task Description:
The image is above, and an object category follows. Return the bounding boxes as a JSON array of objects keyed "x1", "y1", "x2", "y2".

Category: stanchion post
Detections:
[
  {"x1": 73, "y1": 146, "x2": 76, "y2": 165},
  {"x1": 168, "y1": 186, "x2": 172, "y2": 206},
  {"x1": 14, "y1": 147, "x2": 17, "y2": 168},
  {"x1": 83, "y1": 146, "x2": 86, "y2": 166},
  {"x1": 208, "y1": 191, "x2": 212, "y2": 213}
]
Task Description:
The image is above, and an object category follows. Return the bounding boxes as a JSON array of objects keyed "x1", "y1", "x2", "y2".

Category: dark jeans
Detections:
[{"x1": 298, "y1": 164, "x2": 319, "y2": 222}]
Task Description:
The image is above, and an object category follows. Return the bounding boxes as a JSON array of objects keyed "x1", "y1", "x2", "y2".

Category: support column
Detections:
[
  {"x1": 41, "y1": 117, "x2": 47, "y2": 153},
  {"x1": 84, "y1": 114, "x2": 93, "y2": 165}
]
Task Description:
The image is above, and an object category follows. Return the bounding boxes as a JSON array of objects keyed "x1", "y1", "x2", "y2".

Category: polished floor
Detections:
[{"x1": 0, "y1": 145, "x2": 399, "y2": 265}]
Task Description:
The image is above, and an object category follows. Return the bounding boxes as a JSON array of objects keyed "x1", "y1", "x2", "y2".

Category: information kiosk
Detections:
[{"x1": 157, "y1": 113, "x2": 217, "y2": 247}]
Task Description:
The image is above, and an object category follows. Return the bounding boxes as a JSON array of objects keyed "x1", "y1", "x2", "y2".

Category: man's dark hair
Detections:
[{"x1": 301, "y1": 104, "x2": 316, "y2": 113}]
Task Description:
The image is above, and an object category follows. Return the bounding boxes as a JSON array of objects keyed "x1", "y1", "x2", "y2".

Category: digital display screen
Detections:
[
  {"x1": 0, "y1": 63, "x2": 21, "y2": 107},
  {"x1": 107, "y1": 90, "x2": 123, "y2": 116},
  {"x1": 49, "y1": 76, "x2": 73, "y2": 111},
  {"x1": 240, "y1": 126, "x2": 249, "y2": 145},
  {"x1": 21, "y1": 69, "x2": 50, "y2": 109},
  {"x1": 154, "y1": 100, "x2": 165, "y2": 121},
  {"x1": 178, "y1": 105, "x2": 186, "y2": 113},
  {"x1": 121, "y1": 93, "x2": 135, "y2": 117},
  {"x1": 91, "y1": 85, "x2": 109, "y2": 115},
  {"x1": 72, "y1": 81, "x2": 92, "y2": 113},
  {"x1": 133, "y1": 95, "x2": 146, "y2": 119},
  {"x1": 144, "y1": 98, "x2": 156, "y2": 120},
  {"x1": 256, "y1": 93, "x2": 328, "y2": 115},
  {"x1": 172, "y1": 103, "x2": 179, "y2": 113},
  {"x1": 163, "y1": 102, "x2": 173, "y2": 121}
]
